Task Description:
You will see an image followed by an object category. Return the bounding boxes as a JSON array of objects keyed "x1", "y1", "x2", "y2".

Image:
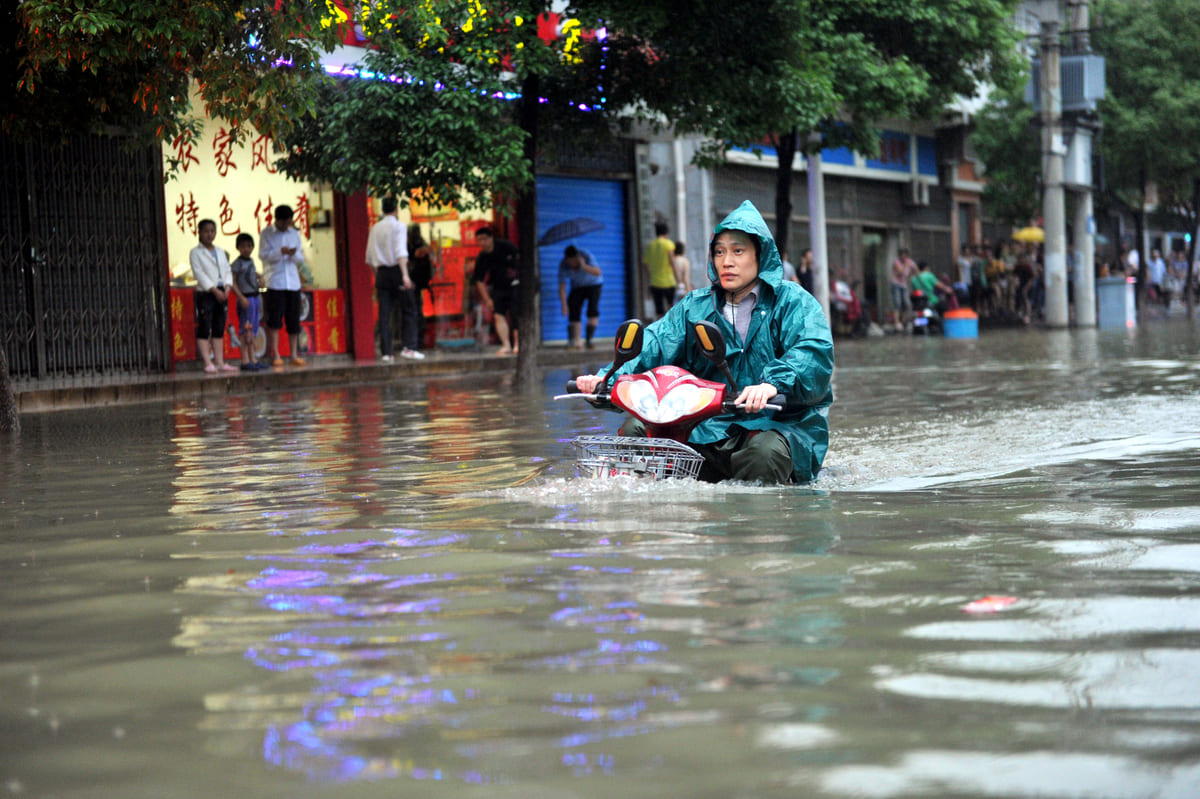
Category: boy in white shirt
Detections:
[{"x1": 259, "y1": 205, "x2": 307, "y2": 367}]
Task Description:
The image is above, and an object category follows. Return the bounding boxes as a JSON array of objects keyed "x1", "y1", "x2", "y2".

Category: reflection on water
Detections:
[{"x1": 2, "y1": 324, "x2": 1200, "y2": 798}]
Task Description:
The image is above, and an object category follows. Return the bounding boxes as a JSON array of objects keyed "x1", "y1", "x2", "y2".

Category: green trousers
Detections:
[{"x1": 618, "y1": 418, "x2": 793, "y2": 484}]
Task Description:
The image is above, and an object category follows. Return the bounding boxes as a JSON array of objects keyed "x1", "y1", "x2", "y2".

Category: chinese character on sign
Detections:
[
  {"x1": 212, "y1": 127, "x2": 238, "y2": 177},
  {"x1": 173, "y1": 331, "x2": 186, "y2": 358},
  {"x1": 293, "y1": 195, "x2": 311, "y2": 239},
  {"x1": 251, "y1": 135, "x2": 278, "y2": 173},
  {"x1": 171, "y1": 294, "x2": 183, "y2": 322},
  {"x1": 254, "y1": 196, "x2": 275, "y2": 233},
  {"x1": 325, "y1": 296, "x2": 340, "y2": 319},
  {"x1": 175, "y1": 192, "x2": 200, "y2": 236},
  {"x1": 170, "y1": 133, "x2": 200, "y2": 173},
  {"x1": 219, "y1": 195, "x2": 240, "y2": 236}
]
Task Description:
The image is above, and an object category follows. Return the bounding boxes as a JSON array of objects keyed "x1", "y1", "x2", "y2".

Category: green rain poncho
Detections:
[{"x1": 603, "y1": 201, "x2": 834, "y2": 482}]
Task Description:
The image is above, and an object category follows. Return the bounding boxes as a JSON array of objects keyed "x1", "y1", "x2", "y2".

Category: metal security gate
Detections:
[
  {"x1": 536, "y1": 175, "x2": 630, "y2": 344},
  {"x1": 1, "y1": 135, "x2": 169, "y2": 380}
]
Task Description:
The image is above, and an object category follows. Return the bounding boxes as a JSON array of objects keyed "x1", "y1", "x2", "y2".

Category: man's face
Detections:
[
  {"x1": 712, "y1": 231, "x2": 759, "y2": 295},
  {"x1": 274, "y1": 215, "x2": 291, "y2": 231},
  {"x1": 198, "y1": 222, "x2": 216, "y2": 247},
  {"x1": 476, "y1": 232, "x2": 494, "y2": 253}
]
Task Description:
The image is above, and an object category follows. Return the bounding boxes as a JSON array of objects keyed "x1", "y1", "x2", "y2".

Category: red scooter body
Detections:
[{"x1": 557, "y1": 319, "x2": 783, "y2": 480}]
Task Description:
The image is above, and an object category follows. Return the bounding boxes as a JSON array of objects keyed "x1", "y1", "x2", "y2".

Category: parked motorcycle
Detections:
[
  {"x1": 556, "y1": 319, "x2": 783, "y2": 480},
  {"x1": 831, "y1": 278, "x2": 869, "y2": 338},
  {"x1": 909, "y1": 289, "x2": 942, "y2": 335}
]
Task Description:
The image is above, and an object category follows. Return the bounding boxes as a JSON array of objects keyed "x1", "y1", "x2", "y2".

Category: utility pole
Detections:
[
  {"x1": 1040, "y1": 0, "x2": 1069, "y2": 328},
  {"x1": 807, "y1": 145, "x2": 829, "y2": 319},
  {"x1": 1068, "y1": 0, "x2": 1096, "y2": 326}
]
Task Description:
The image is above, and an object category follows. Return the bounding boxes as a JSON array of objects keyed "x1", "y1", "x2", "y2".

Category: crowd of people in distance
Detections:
[
  {"x1": 883, "y1": 237, "x2": 1200, "y2": 333},
  {"x1": 885, "y1": 239, "x2": 1065, "y2": 330},
  {"x1": 1114, "y1": 245, "x2": 1200, "y2": 312}
]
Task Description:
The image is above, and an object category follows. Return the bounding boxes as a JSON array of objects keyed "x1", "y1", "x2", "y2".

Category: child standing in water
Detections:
[{"x1": 230, "y1": 232, "x2": 266, "y2": 371}]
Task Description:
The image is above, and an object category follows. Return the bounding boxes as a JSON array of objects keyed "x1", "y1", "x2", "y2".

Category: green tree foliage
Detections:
[
  {"x1": 594, "y1": 0, "x2": 835, "y2": 160},
  {"x1": 970, "y1": 83, "x2": 1040, "y2": 227},
  {"x1": 5, "y1": 0, "x2": 342, "y2": 145},
  {"x1": 600, "y1": 0, "x2": 1024, "y2": 254},
  {"x1": 1094, "y1": 0, "x2": 1200, "y2": 226},
  {"x1": 1093, "y1": 0, "x2": 1200, "y2": 312},
  {"x1": 278, "y1": 2, "x2": 593, "y2": 211}
]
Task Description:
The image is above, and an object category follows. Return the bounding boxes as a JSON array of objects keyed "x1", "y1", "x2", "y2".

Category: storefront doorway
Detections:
[
  {"x1": 535, "y1": 175, "x2": 629, "y2": 345},
  {"x1": 862, "y1": 227, "x2": 888, "y2": 323}
]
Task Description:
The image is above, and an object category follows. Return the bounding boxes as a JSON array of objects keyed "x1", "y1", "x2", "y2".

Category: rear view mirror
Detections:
[
  {"x1": 693, "y1": 321, "x2": 739, "y2": 393},
  {"x1": 600, "y1": 318, "x2": 644, "y2": 386}
]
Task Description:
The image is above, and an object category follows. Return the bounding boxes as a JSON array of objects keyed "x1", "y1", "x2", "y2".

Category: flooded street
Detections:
[{"x1": 3, "y1": 322, "x2": 1200, "y2": 799}]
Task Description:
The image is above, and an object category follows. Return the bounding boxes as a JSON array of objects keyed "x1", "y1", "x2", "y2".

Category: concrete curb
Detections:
[{"x1": 14, "y1": 345, "x2": 613, "y2": 414}]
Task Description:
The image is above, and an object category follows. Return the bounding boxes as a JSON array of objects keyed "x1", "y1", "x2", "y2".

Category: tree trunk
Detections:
[
  {"x1": 772, "y1": 126, "x2": 798, "y2": 257},
  {"x1": 514, "y1": 72, "x2": 541, "y2": 392},
  {"x1": 0, "y1": 346, "x2": 18, "y2": 434},
  {"x1": 1188, "y1": 177, "x2": 1198, "y2": 320}
]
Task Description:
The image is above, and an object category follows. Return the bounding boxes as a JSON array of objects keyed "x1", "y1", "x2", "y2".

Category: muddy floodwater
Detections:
[{"x1": 3, "y1": 322, "x2": 1200, "y2": 799}]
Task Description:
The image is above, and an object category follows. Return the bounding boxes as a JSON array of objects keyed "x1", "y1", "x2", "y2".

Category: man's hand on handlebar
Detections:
[
  {"x1": 574, "y1": 374, "x2": 604, "y2": 394},
  {"x1": 734, "y1": 383, "x2": 778, "y2": 413}
]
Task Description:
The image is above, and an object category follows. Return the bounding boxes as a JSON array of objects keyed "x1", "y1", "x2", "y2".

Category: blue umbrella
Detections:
[{"x1": 538, "y1": 217, "x2": 604, "y2": 247}]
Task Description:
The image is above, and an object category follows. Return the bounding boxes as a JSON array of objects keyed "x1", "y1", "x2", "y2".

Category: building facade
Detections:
[{"x1": 638, "y1": 119, "x2": 985, "y2": 325}]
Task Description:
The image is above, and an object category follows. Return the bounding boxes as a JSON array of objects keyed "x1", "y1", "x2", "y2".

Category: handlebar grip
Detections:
[
  {"x1": 722, "y1": 396, "x2": 793, "y2": 414},
  {"x1": 773, "y1": 394, "x2": 801, "y2": 414},
  {"x1": 565, "y1": 379, "x2": 580, "y2": 394}
]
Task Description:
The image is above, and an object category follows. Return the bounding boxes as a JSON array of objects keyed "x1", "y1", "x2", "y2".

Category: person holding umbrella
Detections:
[{"x1": 558, "y1": 245, "x2": 603, "y2": 350}]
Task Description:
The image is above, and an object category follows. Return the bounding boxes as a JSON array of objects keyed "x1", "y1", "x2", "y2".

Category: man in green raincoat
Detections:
[{"x1": 574, "y1": 201, "x2": 834, "y2": 483}]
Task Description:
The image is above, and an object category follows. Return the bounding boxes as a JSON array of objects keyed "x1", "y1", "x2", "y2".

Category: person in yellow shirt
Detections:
[{"x1": 642, "y1": 221, "x2": 677, "y2": 319}]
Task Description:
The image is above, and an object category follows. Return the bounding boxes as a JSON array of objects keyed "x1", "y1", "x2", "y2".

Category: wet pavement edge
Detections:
[{"x1": 14, "y1": 344, "x2": 611, "y2": 414}]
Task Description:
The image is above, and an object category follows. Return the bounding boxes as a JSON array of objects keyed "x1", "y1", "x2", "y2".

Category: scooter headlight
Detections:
[
  {"x1": 656, "y1": 384, "x2": 715, "y2": 423},
  {"x1": 615, "y1": 380, "x2": 716, "y2": 424}
]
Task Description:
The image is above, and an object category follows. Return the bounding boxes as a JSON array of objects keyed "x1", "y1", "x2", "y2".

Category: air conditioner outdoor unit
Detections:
[{"x1": 905, "y1": 179, "x2": 930, "y2": 207}]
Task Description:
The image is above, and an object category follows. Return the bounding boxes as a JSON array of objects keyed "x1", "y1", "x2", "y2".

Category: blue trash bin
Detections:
[
  {"x1": 943, "y1": 309, "x2": 979, "y2": 339},
  {"x1": 1096, "y1": 276, "x2": 1137, "y2": 329}
]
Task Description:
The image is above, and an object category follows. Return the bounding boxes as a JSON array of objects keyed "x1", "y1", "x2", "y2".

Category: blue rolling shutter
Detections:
[{"x1": 536, "y1": 175, "x2": 628, "y2": 344}]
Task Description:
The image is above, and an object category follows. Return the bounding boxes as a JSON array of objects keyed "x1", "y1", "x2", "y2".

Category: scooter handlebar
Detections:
[{"x1": 560, "y1": 379, "x2": 615, "y2": 410}]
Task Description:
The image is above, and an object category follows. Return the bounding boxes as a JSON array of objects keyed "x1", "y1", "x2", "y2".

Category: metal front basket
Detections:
[{"x1": 569, "y1": 435, "x2": 705, "y2": 480}]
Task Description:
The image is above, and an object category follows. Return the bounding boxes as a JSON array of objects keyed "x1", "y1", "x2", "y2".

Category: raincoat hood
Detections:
[{"x1": 707, "y1": 200, "x2": 784, "y2": 290}]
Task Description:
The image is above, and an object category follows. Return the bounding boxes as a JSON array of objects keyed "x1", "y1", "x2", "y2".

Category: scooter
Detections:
[
  {"x1": 556, "y1": 319, "x2": 783, "y2": 480},
  {"x1": 909, "y1": 289, "x2": 942, "y2": 335}
]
